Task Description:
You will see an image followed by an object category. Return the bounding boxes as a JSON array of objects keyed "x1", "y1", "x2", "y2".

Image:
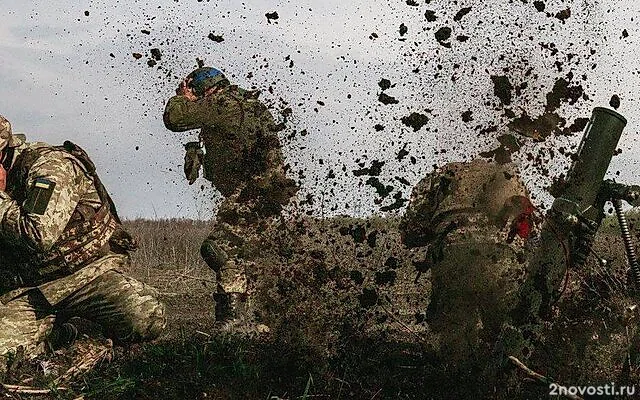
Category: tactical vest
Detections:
[{"x1": 5, "y1": 141, "x2": 136, "y2": 284}]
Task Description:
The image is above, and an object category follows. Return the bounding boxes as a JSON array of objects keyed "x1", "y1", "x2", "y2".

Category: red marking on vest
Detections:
[{"x1": 515, "y1": 196, "x2": 535, "y2": 239}]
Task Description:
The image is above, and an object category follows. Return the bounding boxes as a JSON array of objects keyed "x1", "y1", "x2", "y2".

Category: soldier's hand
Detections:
[{"x1": 176, "y1": 78, "x2": 197, "y2": 101}]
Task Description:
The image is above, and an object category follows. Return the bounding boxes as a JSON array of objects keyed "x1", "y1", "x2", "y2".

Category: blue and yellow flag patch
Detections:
[{"x1": 24, "y1": 177, "x2": 56, "y2": 215}]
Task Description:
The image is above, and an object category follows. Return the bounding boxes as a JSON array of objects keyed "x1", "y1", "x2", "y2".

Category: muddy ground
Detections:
[{"x1": 3, "y1": 214, "x2": 640, "y2": 399}]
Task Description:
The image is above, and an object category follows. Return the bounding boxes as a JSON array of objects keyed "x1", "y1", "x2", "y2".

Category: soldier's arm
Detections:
[
  {"x1": 0, "y1": 155, "x2": 85, "y2": 252},
  {"x1": 399, "y1": 174, "x2": 448, "y2": 248},
  {"x1": 163, "y1": 94, "x2": 242, "y2": 132}
]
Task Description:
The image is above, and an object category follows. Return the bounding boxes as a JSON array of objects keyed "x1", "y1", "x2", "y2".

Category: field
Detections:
[{"x1": 2, "y1": 214, "x2": 640, "y2": 399}]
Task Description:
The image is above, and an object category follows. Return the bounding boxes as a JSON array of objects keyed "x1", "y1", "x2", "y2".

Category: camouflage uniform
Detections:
[
  {"x1": 0, "y1": 118, "x2": 165, "y2": 367},
  {"x1": 164, "y1": 84, "x2": 297, "y2": 297},
  {"x1": 399, "y1": 159, "x2": 539, "y2": 359}
]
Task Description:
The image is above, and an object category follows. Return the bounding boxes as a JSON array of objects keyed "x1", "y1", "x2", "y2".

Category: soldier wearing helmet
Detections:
[
  {"x1": 164, "y1": 66, "x2": 298, "y2": 330},
  {"x1": 0, "y1": 115, "x2": 166, "y2": 369}
]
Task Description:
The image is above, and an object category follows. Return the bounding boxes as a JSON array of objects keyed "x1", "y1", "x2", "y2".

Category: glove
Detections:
[{"x1": 183, "y1": 142, "x2": 204, "y2": 185}]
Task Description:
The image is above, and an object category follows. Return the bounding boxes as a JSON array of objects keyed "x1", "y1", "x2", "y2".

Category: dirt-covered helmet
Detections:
[{"x1": 186, "y1": 67, "x2": 229, "y2": 97}]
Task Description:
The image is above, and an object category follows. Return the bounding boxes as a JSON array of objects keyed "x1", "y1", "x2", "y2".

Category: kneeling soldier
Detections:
[{"x1": 0, "y1": 115, "x2": 166, "y2": 371}]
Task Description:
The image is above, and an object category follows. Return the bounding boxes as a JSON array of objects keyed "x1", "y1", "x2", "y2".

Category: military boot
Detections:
[
  {"x1": 213, "y1": 292, "x2": 247, "y2": 322},
  {"x1": 48, "y1": 322, "x2": 79, "y2": 349},
  {"x1": 212, "y1": 293, "x2": 270, "y2": 335}
]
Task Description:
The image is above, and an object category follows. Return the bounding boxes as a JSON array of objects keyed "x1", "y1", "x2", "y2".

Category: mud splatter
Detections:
[
  {"x1": 401, "y1": 112, "x2": 429, "y2": 132},
  {"x1": 399, "y1": 23, "x2": 408, "y2": 37},
  {"x1": 265, "y1": 12, "x2": 279, "y2": 23},
  {"x1": 566, "y1": 118, "x2": 589, "y2": 134},
  {"x1": 380, "y1": 192, "x2": 408, "y2": 212},
  {"x1": 366, "y1": 231, "x2": 378, "y2": 248},
  {"x1": 150, "y1": 48, "x2": 162, "y2": 61},
  {"x1": 375, "y1": 270, "x2": 397, "y2": 285},
  {"x1": 358, "y1": 288, "x2": 378, "y2": 308},
  {"x1": 453, "y1": 7, "x2": 472, "y2": 22},
  {"x1": 378, "y1": 93, "x2": 399, "y2": 105},
  {"x1": 533, "y1": 1, "x2": 545, "y2": 12},
  {"x1": 545, "y1": 74, "x2": 584, "y2": 112},
  {"x1": 396, "y1": 144, "x2": 409, "y2": 160},
  {"x1": 491, "y1": 75, "x2": 513, "y2": 106},
  {"x1": 353, "y1": 160, "x2": 385, "y2": 177},
  {"x1": 367, "y1": 177, "x2": 394, "y2": 198},
  {"x1": 207, "y1": 33, "x2": 224, "y2": 42},
  {"x1": 610, "y1": 94, "x2": 621, "y2": 110},
  {"x1": 349, "y1": 270, "x2": 364, "y2": 285},
  {"x1": 434, "y1": 27, "x2": 452, "y2": 47},
  {"x1": 555, "y1": 8, "x2": 571, "y2": 22},
  {"x1": 425, "y1": 10, "x2": 437, "y2": 22},
  {"x1": 378, "y1": 78, "x2": 392, "y2": 91},
  {"x1": 479, "y1": 134, "x2": 522, "y2": 164}
]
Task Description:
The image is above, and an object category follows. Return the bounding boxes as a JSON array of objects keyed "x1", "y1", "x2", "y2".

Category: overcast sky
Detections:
[{"x1": 1, "y1": 0, "x2": 640, "y2": 219}]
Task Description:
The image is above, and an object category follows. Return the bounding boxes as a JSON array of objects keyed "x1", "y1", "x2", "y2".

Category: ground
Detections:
[{"x1": 2, "y1": 215, "x2": 640, "y2": 399}]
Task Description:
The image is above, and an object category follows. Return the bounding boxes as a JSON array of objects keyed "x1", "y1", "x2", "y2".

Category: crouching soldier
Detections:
[
  {"x1": 399, "y1": 159, "x2": 540, "y2": 359},
  {"x1": 0, "y1": 115, "x2": 166, "y2": 372},
  {"x1": 163, "y1": 66, "x2": 298, "y2": 330}
]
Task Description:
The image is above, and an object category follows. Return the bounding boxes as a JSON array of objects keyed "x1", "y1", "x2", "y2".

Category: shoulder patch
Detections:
[{"x1": 24, "y1": 178, "x2": 56, "y2": 215}]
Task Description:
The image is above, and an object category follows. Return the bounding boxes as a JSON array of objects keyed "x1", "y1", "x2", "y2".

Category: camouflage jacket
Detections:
[
  {"x1": 0, "y1": 141, "x2": 134, "y2": 291},
  {"x1": 163, "y1": 85, "x2": 286, "y2": 197},
  {"x1": 399, "y1": 159, "x2": 539, "y2": 253}
]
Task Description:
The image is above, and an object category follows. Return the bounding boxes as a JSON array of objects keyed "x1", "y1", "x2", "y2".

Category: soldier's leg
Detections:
[
  {"x1": 200, "y1": 221, "x2": 252, "y2": 325},
  {"x1": 200, "y1": 222, "x2": 248, "y2": 294},
  {"x1": 56, "y1": 270, "x2": 166, "y2": 343},
  {"x1": 0, "y1": 290, "x2": 56, "y2": 371}
]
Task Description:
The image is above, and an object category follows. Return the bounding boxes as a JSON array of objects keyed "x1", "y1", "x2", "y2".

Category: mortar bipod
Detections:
[{"x1": 600, "y1": 179, "x2": 640, "y2": 289}]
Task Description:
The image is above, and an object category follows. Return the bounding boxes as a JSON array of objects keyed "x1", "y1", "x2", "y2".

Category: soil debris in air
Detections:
[
  {"x1": 378, "y1": 78, "x2": 392, "y2": 91},
  {"x1": 435, "y1": 27, "x2": 452, "y2": 47},
  {"x1": 208, "y1": 33, "x2": 224, "y2": 42},
  {"x1": 401, "y1": 112, "x2": 430, "y2": 132},
  {"x1": 265, "y1": 12, "x2": 279, "y2": 23},
  {"x1": 491, "y1": 75, "x2": 513, "y2": 106},
  {"x1": 379, "y1": 93, "x2": 399, "y2": 105},
  {"x1": 453, "y1": 7, "x2": 472, "y2": 22},
  {"x1": 425, "y1": 10, "x2": 437, "y2": 22},
  {"x1": 610, "y1": 94, "x2": 621, "y2": 110}
]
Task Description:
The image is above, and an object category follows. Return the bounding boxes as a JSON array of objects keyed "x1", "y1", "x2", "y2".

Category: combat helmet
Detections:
[
  {"x1": 186, "y1": 67, "x2": 230, "y2": 97},
  {"x1": 0, "y1": 115, "x2": 21, "y2": 152}
]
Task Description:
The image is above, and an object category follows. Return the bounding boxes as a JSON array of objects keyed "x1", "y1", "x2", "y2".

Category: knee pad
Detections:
[
  {"x1": 129, "y1": 299, "x2": 167, "y2": 342},
  {"x1": 200, "y1": 239, "x2": 228, "y2": 272}
]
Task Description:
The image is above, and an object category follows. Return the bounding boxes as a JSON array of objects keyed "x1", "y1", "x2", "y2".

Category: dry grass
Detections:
[
  {"x1": 122, "y1": 218, "x2": 215, "y2": 295},
  {"x1": 5, "y1": 215, "x2": 640, "y2": 399}
]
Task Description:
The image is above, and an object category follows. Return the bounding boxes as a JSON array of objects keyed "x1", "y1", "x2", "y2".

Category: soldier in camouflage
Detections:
[
  {"x1": 0, "y1": 115, "x2": 166, "y2": 372},
  {"x1": 399, "y1": 159, "x2": 539, "y2": 359},
  {"x1": 163, "y1": 66, "x2": 298, "y2": 328}
]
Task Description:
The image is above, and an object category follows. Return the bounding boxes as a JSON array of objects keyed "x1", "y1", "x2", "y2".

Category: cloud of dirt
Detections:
[{"x1": 12, "y1": 0, "x2": 637, "y2": 217}]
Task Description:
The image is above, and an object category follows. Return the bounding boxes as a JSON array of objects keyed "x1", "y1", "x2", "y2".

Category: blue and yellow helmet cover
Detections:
[{"x1": 186, "y1": 67, "x2": 229, "y2": 97}]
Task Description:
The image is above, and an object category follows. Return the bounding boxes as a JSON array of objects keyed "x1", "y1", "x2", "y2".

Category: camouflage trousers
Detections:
[
  {"x1": 425, "y1": 229, "x2": 529, "y2": 360},
  {"x1": 202, "y1": 180, "x2": 292, "y2": 294},
  {"x1": 202, "y1": 222, "x2": 253, "y2": 294},
  {"x1": 0, "y1": 254, "x2": 166, "y2": 368}
]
